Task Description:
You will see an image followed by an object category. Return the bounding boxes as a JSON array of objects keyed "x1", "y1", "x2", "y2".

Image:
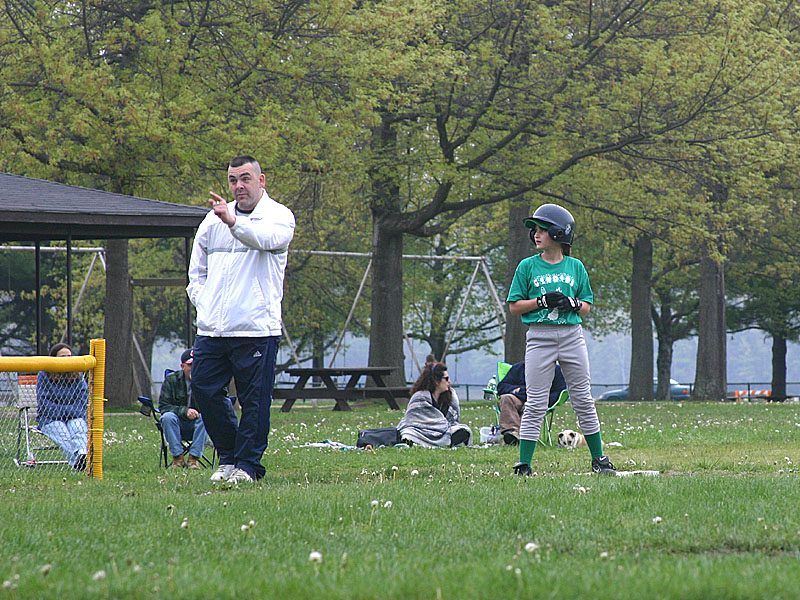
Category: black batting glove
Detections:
[
  {"x1": 557, "y1": 295, "x2": 583, "y2": 313},
  {"x1": 536, "y1": 291, "x2": 566, "y2": 309}
]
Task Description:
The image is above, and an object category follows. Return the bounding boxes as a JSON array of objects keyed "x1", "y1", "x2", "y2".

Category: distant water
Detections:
[{"x1": 151, "y1": 328, "x2": 800, "y2": 401}]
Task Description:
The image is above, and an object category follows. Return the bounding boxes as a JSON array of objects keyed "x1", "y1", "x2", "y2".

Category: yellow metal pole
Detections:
[
  {"x1": 88, "y1": 339, "x2": 106, "y2": 479},
  {"x1": 0, "y1": 355, "x2": 96, "y2": 372},
  {"x1": 0, "y1": 352, "x2": 102, "y2": 476}
]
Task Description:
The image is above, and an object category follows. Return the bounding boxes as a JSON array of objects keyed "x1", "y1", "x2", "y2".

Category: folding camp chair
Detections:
[
  {"x1": 483, "y1": 361, "x2": 570, "y2": 446},
  {"x1": 482, "y1": 361, "x2": 511, "y2": 442},
  {"x1": 540, "y1": 388, "x2": 570, "y2": 446},
  {"x1": 14, "y1": 374, "x2": 70, "y2": 467},
  {"x1": 137, "y1": 369, "x2": 216, "y2": 469},
  {"x1": 482, "y1": 361, "x2": 513, "y2": 426}
]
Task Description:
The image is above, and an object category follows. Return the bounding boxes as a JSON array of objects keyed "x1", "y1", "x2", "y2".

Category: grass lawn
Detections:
[{"x1": 2, "y1": 400, "x2": 800, "y2": 599}]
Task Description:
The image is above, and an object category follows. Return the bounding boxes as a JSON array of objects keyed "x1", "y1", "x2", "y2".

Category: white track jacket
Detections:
[{"x1": 187, "y1": 191, "x2": 295, "y2": 337}]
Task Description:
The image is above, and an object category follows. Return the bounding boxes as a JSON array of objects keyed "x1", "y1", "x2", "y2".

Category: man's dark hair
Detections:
[{"x1": 229, "y1": 155, "x2": 260, "y2": 171}]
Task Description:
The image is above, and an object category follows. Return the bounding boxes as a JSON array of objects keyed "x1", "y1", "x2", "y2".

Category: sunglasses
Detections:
[{"x1": 441, "y1": 376, "x2": 450, "y2": 381}]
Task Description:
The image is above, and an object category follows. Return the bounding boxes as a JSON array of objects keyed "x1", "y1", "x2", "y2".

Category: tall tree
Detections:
[
  {"x1": 0, "y1": 1, "x2": 388, "y2": 389},
  {"x1": 358, "y1": 0, "x2": 800, "y2": 378},
  {"x1": 0, "y1": 2, "x2": 230, "y2": 401},
  {"x1": 104, "y1": 239, "x2": 133, "y2": 405},
  {"x1": 572, "y1": 2, "x2": 800, "y2": 398},
  {"x1": 652, "y1": 264, "x2": 699, "y2": 399},
  {"x1": 629, "y1": 235, "x2": 654, "y2": 401},
  {"x1": 726, "y1": 172, "x2": 800, "y2": 401}
]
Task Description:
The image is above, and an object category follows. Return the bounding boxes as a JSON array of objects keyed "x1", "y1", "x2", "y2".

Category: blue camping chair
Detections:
[{"x1": 137, "y1": 369, "x2": 217, "y2": 469}]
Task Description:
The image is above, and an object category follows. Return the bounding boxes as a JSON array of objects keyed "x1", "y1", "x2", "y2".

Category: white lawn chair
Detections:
[{"x1": 15, "y1": 375, "x2": 69, "y2": 467}]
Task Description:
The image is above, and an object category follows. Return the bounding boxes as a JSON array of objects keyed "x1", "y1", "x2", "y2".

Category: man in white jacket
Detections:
[{"x1": 187, "y1": 155, "x2": 295, "y2": 483}]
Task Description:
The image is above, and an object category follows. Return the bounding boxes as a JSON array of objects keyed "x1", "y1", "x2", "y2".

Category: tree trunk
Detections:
[
  {"x1": 426, "y1": 241, "x2": 448, "y2": 362},
  {"x1": 771, "y1": 335, "x2": 787, "y2": 402},
  {"x1": 653, "y1": 294, "x2": 675, "y2": 401},
  {"x1": 313, "y1": 331, "x2": 324, "y2": 385},
  {"x1": 655, "y1": 333, "x2": 674, "y2": 400},
  {"x1": 367, "y1": 219, "x2": 405, "y2": 385},
  {"x1": 367, "y1": 112, "x2": 406, "y2": 385},
  {"x1": 693, "y1": 253, "x2": 726, "y2": 400},
  {"x1": 103, "y1": 239, "x2": 134, "y2": 407},
  {"x1": 504, "y1": 200, "x2": 530, "y2": 364},
  {"x1": 629, "y1": 235, "x2": 654, "y2": 401}
]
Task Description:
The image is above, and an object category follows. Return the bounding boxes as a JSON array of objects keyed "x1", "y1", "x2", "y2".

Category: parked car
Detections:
[{"x1": 597, "y1": 379, "x2": 690, "y2": 401}]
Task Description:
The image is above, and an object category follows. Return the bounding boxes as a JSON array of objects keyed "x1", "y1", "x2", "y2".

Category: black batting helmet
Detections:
[{"x1": 524, "y1": 204, "x2": 575, "y2": 245}]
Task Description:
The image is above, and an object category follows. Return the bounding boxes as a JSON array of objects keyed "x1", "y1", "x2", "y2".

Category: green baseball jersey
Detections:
[{"x1": 507, "y1": 254, "x2": 593, "y2": 325}]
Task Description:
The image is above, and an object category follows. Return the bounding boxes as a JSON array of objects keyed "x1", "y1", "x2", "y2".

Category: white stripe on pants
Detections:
[{"x1": 520, "y1": 324, "x2": 600, "y2": 442}]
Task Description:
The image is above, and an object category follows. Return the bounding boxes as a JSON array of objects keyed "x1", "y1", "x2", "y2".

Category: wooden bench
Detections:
[
  {"x1": 272, "y1": 386, "x2": 410, "y2": 403},
  {"x1": 356, "y1": 386, "x2": 411, "y2": 399},
  {"x1": 275, "y1": 367, "x2": 405, "y2": 412}
]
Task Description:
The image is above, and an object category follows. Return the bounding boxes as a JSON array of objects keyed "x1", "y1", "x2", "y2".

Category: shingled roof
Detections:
[{"x1": 0, "y1": 172, "x2": 209, "y2": 241}]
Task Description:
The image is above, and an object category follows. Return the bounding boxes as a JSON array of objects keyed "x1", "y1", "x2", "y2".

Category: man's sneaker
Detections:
[
  {"x1": 171, "y1": 454, "x2": 186, "y2": 469},
  {"x1": 503, "y1": 431, "x2": 520, "y2": 446},
  {"x1": 591, "y1": 456, "x2": 617, "y2": 475},
  {"x1": 186, "y1": 455, "x2": 201, "y2": 470},
  {"x1": 227, "y1": 468, "x2": 255, "y2": 483},
  {"x1": 513, "y1": 462, "x2": 532, "y2": 476},
  {"x1": 210, "y1": 464, "x2": 235, "y2": 482}
]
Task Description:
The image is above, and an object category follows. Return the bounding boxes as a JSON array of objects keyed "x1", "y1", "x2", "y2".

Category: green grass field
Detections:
[{"x1": 2, "y1": 400, "x2": 800, "y2": 599}]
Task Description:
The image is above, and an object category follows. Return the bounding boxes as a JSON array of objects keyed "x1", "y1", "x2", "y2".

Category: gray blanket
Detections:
[{"x1": 397, "y1": 390, "x2": 473, "y2": 448}]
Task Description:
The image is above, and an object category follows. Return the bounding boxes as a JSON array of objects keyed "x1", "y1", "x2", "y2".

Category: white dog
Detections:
[{"x1": 557, "y1": 429, "x2": 587, "y2": 449}]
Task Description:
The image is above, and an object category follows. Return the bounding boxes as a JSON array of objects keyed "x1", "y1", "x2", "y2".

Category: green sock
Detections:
[
  {"x1": 585, "y1": 432, "x2": 604, "y2": 459},
  {"x1": 519, "y1": 439, "x2": 536, "y2": 465}
]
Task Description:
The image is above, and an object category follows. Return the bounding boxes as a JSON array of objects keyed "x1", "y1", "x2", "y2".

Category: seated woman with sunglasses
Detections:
[{"x1": 397, "y1": 362, "x2": 472, "y2": 447}]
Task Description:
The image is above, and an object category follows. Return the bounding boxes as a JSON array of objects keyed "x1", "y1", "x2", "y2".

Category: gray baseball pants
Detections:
[{"x1": 519, "y1": 324, "x2": 600, "y2": 442}]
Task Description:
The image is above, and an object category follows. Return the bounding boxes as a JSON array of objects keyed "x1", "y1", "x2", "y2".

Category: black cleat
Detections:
[
  {"x1": 513, "y1": 462, "x2": 532, "y2": 476},
  {"x1": 73, "y1": 454, "x2": 87, "y2": 472},
  {"x1": 591, "y1": 456, "x2": 616, "y2": 475}
]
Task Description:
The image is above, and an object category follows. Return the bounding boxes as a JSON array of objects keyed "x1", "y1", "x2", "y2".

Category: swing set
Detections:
[{"x1": 287, "y1": 250, "x2": 507, "y2": 373}]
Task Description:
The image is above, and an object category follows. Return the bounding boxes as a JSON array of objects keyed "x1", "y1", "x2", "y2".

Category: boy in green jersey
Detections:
[{"x1": 506, "y1": 204, "x2": 615, "y2": 476}]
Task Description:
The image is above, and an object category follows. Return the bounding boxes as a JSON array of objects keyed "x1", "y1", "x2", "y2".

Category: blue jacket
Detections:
[
  {"x1": 36, "y1": 371, "x2": 89, "y2": 427},
  {"x1": 497, "y1": 362, "x2": 566, "y2": 408}
]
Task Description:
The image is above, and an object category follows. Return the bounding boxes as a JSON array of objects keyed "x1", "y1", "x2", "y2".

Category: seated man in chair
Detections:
[
  {"x1": 159, "y1": 349, "x2": 207, "y2": 469},
  {"x1": 498, "y1": 361, "x2": 566, "y2": 446}
]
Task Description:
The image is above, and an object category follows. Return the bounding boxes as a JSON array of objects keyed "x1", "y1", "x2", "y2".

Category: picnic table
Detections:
[{"x1": 273, "y1": 366, "x2": 409, "y2": 412}]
